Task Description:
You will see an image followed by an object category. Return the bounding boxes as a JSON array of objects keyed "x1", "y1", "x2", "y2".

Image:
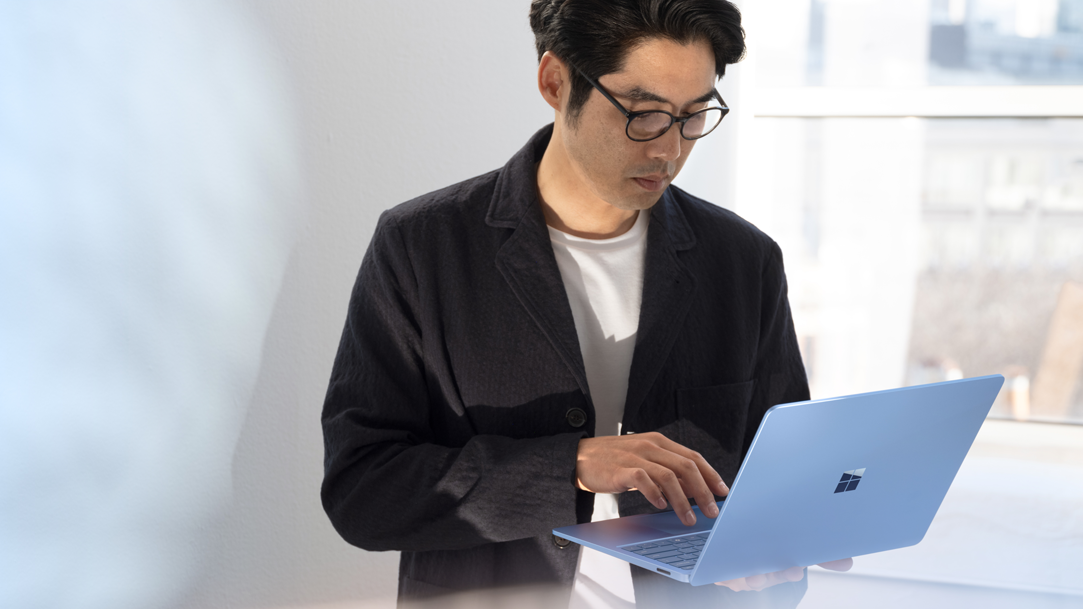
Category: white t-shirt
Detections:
[{"x1": 548, "y1": 210, "x2": 649, "y2": 609}]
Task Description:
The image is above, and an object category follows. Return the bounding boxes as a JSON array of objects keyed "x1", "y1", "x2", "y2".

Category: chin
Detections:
[{"x1": 610, "y1": 191, "x2": 664, "y2": 212}]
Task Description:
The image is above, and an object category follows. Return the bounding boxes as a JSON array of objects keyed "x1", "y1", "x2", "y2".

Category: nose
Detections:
[{"x1": 647, "y1": 125, "x2": 682, "y2": 162}]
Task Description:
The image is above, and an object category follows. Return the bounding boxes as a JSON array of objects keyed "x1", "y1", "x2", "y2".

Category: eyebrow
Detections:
[{"x1": 616, "y1": 86, "x2": 718, "y2": 107}]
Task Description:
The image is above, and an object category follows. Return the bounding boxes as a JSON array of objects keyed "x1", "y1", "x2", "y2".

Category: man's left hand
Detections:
[{"x1": 714, "y1": 558, "x2": 853, "y2": 592}]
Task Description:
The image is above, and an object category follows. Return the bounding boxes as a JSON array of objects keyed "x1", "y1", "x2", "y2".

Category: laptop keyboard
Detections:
[{"x1": 620, "y1": 533, "x2": 709, "y2": 571}]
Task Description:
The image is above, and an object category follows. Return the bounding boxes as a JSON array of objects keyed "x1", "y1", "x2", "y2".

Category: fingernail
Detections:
[
  {"x1": 685, "y1": 510, "x2": 696, "y2": 524},
  {"x1": 717, "y1": 480, "x2": 729, "y2": 494},
  {"x1": 706, "y1": 502, "x2": 719, "y2": 517}
]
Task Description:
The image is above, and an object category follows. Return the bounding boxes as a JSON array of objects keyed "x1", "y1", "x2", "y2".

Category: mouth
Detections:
[{"x1": 632, "y1": 175, "x2": 669, "y2": 192}]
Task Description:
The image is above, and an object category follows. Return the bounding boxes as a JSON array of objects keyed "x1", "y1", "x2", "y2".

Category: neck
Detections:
[{"x1": 536, "y1": 121, "x2": 639, "y2": 240}]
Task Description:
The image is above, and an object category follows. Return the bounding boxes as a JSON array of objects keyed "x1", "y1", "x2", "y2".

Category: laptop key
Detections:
[
  {"x1": 647, "y1": 550, "x2": 682, "y2": 560},
  {"x1": 672, "y1": 560, "x2": 697, "y2": 569}
]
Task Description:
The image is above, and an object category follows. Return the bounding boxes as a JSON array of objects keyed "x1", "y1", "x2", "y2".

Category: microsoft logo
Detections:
[{"x1": 834, "y1": 468, "x2": 866, "y2": 493}]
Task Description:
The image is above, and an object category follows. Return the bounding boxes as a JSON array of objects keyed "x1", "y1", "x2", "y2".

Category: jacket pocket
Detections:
[{"x1": 675, "y1": 380, "x2": 755, "y2": 456}]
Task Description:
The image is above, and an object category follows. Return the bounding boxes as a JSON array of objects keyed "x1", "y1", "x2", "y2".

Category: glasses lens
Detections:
[
  {"x1": 627, "y1": 112, "x2": 674, "y2": 141},
  {"x1": 680, "y1": 108, "x2": 725, "y2": 140}
]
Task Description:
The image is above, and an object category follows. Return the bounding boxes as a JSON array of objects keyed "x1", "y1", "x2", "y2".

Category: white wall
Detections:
[{"x1": 185, "y1": 2, "x2": 558, "y2": 608}]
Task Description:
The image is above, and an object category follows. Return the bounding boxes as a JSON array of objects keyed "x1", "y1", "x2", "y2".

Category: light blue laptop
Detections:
[{"x1": 553, "y1": 375, "x2": 1005, "y2": 585}]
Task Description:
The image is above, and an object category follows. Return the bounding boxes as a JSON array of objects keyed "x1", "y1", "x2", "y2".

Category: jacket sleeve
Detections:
[
  {"x1": 744, "y1": 241, "x2": 811, "y2": 453},
  {"x1": 320, "y1": 213, "x2": 585, "y2": 553}
]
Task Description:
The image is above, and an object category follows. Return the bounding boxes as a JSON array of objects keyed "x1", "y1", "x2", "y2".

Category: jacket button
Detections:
[
  {"x1": 565, "y1": 408, "x2": 587, "y2": 428},
  {"x1": 553, "y1": 534, "x2": 572, "y2": 549}
]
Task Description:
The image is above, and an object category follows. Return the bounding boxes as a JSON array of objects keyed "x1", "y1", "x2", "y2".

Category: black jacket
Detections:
[{"x1": 321, "y1": 124, "x2": 810, "y2": 605}]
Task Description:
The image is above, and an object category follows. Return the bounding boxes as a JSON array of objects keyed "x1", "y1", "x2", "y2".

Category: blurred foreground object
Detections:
[
  {"x1": 0, "y1": 1, "x2": 299, "y2": 607},
  {"x1": 265, "y1": 585, "x2": 571, "y2": 609}
]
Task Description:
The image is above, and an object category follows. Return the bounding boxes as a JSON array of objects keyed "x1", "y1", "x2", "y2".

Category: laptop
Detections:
[{"x1": 552, "y1": 374, "x2": 1004, "y2": 585}]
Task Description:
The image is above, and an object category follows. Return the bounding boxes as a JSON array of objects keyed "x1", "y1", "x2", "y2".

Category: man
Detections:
[{"x1": 322, "y1": 0, "x2": 847, "y2": 606}]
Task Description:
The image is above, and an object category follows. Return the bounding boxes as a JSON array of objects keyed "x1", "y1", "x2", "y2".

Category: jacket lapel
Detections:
[
  {"x1": 494, "y1": 209, "x2": 591, "y2": 398},
  {"x1": 622, "y1": 191, "x2": 698, "y2": 427},
  {"x1": 488, "y1": 125, "x2": 591, "y2": 400}
]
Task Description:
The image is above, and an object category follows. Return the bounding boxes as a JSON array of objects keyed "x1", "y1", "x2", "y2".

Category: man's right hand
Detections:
[{"x1": 575, "y1": 432, "x2": 729, "y2": 526}]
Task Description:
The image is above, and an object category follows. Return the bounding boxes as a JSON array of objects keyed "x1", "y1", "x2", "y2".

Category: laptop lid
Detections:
[{"x1": 554, "y1": 375, "x2": 1004, "y2": 586}]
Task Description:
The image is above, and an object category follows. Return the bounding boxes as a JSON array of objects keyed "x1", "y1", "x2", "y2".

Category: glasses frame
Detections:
[{"x1": 571, "y1": 64, "x2": 729, "y2": 142}]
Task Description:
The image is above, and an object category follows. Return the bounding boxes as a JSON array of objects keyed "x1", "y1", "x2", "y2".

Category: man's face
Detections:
[{"x1": 560, "y1": 37, "x2": 718, "y2": 212}]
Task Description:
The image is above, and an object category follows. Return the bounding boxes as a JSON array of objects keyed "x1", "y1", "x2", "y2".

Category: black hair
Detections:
[{"x1": 529, "y1": 0, "x2": 745, "y2": 124}]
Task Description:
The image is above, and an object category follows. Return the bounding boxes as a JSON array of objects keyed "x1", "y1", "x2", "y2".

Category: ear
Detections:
[{"x1": 537, "y1": 51, "x2": 567, "y2": 113}]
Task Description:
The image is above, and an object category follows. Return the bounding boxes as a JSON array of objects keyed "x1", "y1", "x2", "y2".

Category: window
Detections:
[
  {"x1": 670, "y1": 3, "x2": 1083, "y2": 603},
  {"x1": 725, "y1": 0, "x2": 1083, "y2": 425}
]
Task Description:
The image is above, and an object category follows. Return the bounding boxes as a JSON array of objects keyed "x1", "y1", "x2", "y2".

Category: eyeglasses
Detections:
[{"x1": 571, "y1": 64, "x2": 729, "y2": 142}]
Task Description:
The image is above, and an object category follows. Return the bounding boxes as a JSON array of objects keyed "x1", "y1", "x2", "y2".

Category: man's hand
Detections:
[
  {"x1": 714, "y1": 558, "x2": 854, "y2": 592},
  {"x1": 575, "y1": 432, "x2": 729, "y2": 526}
]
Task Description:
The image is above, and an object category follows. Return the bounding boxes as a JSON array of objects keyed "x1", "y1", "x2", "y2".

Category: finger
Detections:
[
  {"x1": 650, "y1": 434, "x2": 729, "y2": 497},
  {"x1": 755, "y1": 568, "x2": 800, "y2": 592},
  {"x1": 714, "y1": 578, "x2": 751, "y2": 592},
  {"x1": 744, "y1": 573, "x2": 769, "y2": 591},
  {"x1": 816, "y1": 558, "x2": 853, "y2": 572},
  {"x1": 782, "y1": 566, "x2": 805, "y2": 582},
  {"x1": 622, "y1": 468, "x2": 667, "y2": 510},
  {"x1": 643, "y1": 462, "x2": 697, "y2": 525},
  {"x1": 640, "y1": 444, "x2": 720, "y2": 519},
  {"x1": 674, "y1": 455, "x2": 721, "y2": 518},
  {"x1": 687, "y1": 449, "x2": 728, "y2": 498},
  {"x1": 716, "y1": 566, "x2": 804, "y2": 592}
]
